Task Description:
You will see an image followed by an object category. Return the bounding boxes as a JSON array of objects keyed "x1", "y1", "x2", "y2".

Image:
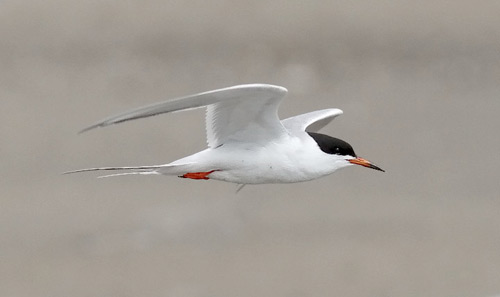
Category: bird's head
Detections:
[{"x1": 307, "y1": 132, "x2": 384, "y2": 172}]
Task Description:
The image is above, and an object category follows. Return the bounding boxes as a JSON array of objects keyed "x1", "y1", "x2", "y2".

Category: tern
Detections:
[{"x1": 65, "y1": 84, "x2": 384, "y2": 184}]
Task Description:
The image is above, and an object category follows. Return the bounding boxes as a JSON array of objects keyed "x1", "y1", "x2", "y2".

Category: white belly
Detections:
[
  {"x1": 168, "y1": 134, "x2": 350, "y2": 184},
  {"x1": 201, "y1": 139, "x2": 341, "y2": 184}
]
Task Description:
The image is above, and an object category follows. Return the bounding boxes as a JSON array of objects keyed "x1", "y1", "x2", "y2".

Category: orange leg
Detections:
[{"x1": 179, "y1": 170, "x2": 219, "y2": 180}]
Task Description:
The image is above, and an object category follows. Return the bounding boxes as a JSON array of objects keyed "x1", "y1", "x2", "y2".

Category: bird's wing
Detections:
[
  {"x1": 281, "y1": 109, "x2": 343, "y2": 132},
  {"x1": 80, "y1": 84, "x2": 289, "y2": 147}
]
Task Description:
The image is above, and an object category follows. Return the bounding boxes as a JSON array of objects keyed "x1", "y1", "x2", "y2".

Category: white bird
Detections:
[{"x1": 65, "y1": 84, "x2": 384, "y2": 184}]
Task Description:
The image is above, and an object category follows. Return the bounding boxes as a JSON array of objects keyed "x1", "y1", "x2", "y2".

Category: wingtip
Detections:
[
  {"x1": 325, "y1": 108, "x2": 343, "y2": 117},
  {"x1": 77, "y1": 127, "x2": 92, "y2": 134},
  {"x1": 257, "y1": 84, "x2": 288, "y2": 97},
  {"x1": 78, "y1": 123, "x2": 101, "y2": 134},
  {"x1": 235, "y1": 83, "x2": 287, "y2": 94},
  {"x1": 265, "y1": 84, "x2": 288, "y2": 94}
]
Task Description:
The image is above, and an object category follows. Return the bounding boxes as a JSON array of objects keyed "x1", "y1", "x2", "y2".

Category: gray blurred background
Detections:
[{"x1": 1, "y1": 1, "x2": 500, "y2": 296}]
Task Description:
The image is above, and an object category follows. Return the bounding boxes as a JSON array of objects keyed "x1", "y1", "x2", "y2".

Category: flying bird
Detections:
[{"x1": 65, "y1": 84, "x2": 384, "y2": 184}]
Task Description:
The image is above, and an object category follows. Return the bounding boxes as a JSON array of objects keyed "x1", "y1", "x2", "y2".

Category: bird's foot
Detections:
[{"x1": 179, "y1": 170, "x2": 219, "y2": 180}]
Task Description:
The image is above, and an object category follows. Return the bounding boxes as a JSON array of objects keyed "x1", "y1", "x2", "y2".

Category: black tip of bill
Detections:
[
  {"x1": 367, "y1": 163, "x2": 385, "y2": 172},
  {"x1": 348, "y1": 157, "x2": 385, "y2": 172}
]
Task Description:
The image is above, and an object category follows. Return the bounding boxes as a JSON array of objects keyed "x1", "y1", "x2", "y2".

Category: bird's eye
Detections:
[{"x1": 334, "y1": 147, "x2": 341, "y2": 153}]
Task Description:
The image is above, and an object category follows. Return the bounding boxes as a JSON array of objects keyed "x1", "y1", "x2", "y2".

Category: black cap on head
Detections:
[{"x1": 307, "y1": 132, "x2": 356, "y2": 157}]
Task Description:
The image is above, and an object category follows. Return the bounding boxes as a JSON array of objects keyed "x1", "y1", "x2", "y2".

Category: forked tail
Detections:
[{"x1": 63, "y1": 163, "x2": 194, "y2": 178}]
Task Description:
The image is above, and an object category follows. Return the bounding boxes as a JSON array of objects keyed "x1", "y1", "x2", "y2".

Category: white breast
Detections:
[{"x1": 206, "y1": 133, "x2": 348, "y2": 184}]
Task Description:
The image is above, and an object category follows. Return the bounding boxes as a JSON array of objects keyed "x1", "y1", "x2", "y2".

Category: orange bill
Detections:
[{"x1": 348, "y1": 157, "x2": 385, "y2": 172}]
